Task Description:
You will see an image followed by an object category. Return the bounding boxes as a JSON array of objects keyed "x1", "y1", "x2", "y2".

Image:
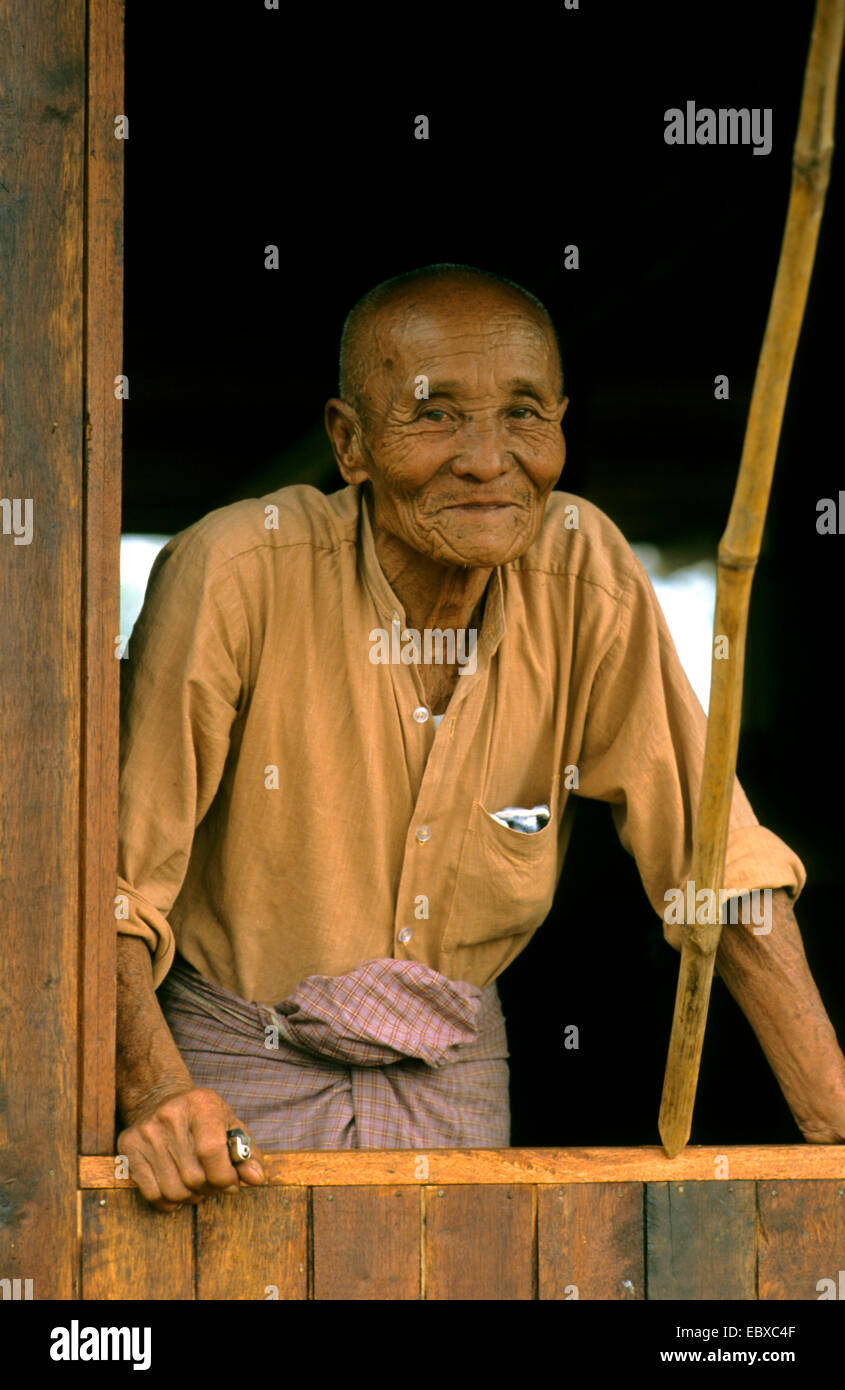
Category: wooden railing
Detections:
[{"x1": 77, "y1": 1147, "x2": 845, "y2": 1300}]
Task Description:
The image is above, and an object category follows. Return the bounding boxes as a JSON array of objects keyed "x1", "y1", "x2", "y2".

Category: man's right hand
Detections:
[{"x1": 117, "y1": 1085, "x2": 265, "y2": 1213}]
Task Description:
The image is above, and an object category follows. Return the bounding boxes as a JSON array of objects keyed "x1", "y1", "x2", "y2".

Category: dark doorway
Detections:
[{"x1": 123, "y1": 0, "x2": 843, "y2": 1146}]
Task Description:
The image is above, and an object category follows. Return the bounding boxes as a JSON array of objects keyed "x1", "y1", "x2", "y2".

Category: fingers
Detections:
[
  {"x1": 119, "y1": 1116, "x2": 202, "y2": 1211},
  {"x1": 118, "y1": 1087, "x2": 266, "y2": 1212},
  {"x1": 125, "y1": 1147, "x2": 201, "y2": 1214},
  {"x1": 188, "y1": 1105, "x2": 265, "y2": 1187},
  {"x1": 126, "y1": 1148, "x2": 172, "y2": 1212},
  {"x1": 148, "y1": 1094, "x2": 220, "y2": 1197},
  {"x1": 190, "y1": 1106, "x2": 244, "y2": 1190},
  {"x1": 229, "y1": 1126, "x2": 265, "y2": 1186}
]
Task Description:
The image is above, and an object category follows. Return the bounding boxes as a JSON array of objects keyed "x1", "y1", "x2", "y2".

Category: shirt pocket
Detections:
[{"x1": 441, "y1": 773, "x2": 561, "y2": 951}]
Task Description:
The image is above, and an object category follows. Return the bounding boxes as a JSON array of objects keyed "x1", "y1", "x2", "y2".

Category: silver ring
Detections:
[{"x1": 226, "y1": 1127, "x2": 252, "y2": 1164}]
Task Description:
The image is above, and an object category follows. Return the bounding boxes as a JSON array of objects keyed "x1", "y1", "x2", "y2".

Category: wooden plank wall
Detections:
[{"x1": 78, "y1": 1148, "x2": 845, "y2": 1301}]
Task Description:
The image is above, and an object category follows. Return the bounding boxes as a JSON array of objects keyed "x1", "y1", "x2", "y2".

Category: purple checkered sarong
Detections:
[{"x1": 157, "y1": 953, "x2": 511, "y2": 1149}]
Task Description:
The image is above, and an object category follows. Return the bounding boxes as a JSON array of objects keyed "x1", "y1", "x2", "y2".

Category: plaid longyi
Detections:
[{"x1": 158, "y1": 953, "x2": 511, "y2": 1150}]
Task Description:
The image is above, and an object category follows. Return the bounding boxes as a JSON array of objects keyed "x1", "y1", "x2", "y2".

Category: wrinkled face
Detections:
[{"x1": 353, "y1": 286, "x2": 568, "y2": 568}]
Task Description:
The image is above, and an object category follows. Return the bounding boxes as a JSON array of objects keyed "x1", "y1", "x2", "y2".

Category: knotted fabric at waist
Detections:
[{"x1": 159, "y1": 952, "x2": 508, "y2": 1069}]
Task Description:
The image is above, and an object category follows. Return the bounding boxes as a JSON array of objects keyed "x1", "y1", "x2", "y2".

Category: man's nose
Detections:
[{"x1": 451, "y1": 420, "x2": 511, "y2": 481}]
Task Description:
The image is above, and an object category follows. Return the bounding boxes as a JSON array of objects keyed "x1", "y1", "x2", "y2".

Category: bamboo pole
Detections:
[{"x1": 658, "y1": 0, "x2": 845, "y2": 1159}]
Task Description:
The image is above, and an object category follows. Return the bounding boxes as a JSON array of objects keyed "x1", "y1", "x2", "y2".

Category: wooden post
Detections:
[
  {"x1": 79, "y1": 0, "x2": 123, "y2": 1156},
  {"x1": 658, "y1": 0, "x2": 845, "y2": 1157},
  {"x1": 0, "y1": 0, "x2": 85, "y2": 1300},
  {"x1": 0, "y1": 0, "x2": 124, "y2": 1297}
]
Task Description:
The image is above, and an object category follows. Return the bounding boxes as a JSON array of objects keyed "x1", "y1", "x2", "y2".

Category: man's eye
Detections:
[
  {"x1": 510, "y1": 407, "x2": 539, "y2": 419},
  {"x1": 420, "y1": 409, "x2": 449, "y2": 421}
]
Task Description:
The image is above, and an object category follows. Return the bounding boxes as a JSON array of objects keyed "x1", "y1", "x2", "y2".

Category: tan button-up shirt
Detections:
[{"x1": 117, "y1": 483, "x2": 805, "y2": 1004}]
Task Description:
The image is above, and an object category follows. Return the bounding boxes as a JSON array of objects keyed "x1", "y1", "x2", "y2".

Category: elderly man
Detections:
[{"x1": 116, "y1": 263, "x2": 845, "y2": 1212}]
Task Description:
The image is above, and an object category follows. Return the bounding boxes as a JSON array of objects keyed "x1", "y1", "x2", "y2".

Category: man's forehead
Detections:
[{"x1": 370, "y1": 291, "x2": 555, "y2": 374}]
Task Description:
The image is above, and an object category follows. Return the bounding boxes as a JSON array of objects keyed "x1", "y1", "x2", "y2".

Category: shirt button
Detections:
[
  {"x1": 397, "y1": 927, "x2": 413, "y2": 944},
  {"x1": 416, "y1": 825, "x2": 431, "y2": 844},
  {"x1": 413, "y1": 706, "x2": 429, "y2": 724}
]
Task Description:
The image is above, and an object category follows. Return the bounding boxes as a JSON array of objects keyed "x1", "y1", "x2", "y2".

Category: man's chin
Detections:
[
  {"x1": 435, "y1": 512, "x2": 540, "y2": 566},
  {"x1": 427, "y1": 534, "x2": 536, "y2": 569}
]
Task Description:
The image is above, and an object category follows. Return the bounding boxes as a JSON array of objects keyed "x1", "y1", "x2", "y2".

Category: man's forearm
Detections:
[
  {"x1": 116, "y1": 935, "x2": 194, "y2": 1124},
  {"x1": 714, "y1": 888, "x2": 845, "y2": 1141}
]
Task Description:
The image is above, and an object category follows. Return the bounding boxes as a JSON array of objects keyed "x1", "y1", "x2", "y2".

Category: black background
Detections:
[{"x1": 124, "y1": 0, "x2": 843, "y2": 1145}]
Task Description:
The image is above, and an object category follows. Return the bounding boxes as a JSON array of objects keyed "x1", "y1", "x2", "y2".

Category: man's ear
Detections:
[
  {"x1": 559, "y1": 394, "x2": 570, "y2": 423},
  {"x1": 324, "y1": 398, "x2": 371, "y2": 485}
]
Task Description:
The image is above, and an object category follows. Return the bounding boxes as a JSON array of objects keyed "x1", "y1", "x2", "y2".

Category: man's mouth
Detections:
[{"x1": 445, "y1": 502, "x2": 519, "y2": 512}]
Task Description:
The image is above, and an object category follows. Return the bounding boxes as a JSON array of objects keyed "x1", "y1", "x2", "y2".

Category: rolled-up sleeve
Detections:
[
  {"x1": 574, "y1": 553, "x2": 806, "y2": 951},
  {"x1": 117, "y1": 528, "x2": 247, "y2": 987}
]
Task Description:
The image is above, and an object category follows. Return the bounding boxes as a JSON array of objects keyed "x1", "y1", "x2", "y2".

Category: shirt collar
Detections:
[{"x1": 356, "y1": 485, "x2": 506, "y2": 657}]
